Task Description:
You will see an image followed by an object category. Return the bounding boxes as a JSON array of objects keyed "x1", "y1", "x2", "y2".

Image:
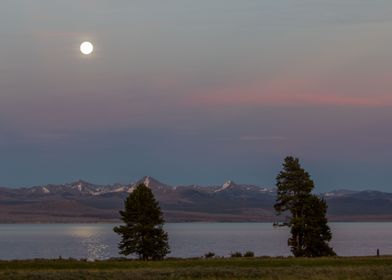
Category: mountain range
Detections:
[{"x1": 1, "y1": 176, "x2": 392, "y2": 223}]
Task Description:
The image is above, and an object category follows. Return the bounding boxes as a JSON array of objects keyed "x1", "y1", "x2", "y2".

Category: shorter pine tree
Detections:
[{"x1": 114, "y1": 183, "x2": 170, "y2": 260}]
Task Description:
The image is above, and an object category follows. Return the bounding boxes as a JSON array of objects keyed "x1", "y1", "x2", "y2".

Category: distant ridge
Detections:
[{"x1": 0, "y1": 177, "x2": 392, "y2": 223}]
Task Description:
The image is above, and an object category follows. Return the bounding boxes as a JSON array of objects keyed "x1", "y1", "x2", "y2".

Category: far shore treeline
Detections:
[{"x1": 114, "y1": 156, "x2": 335, "y2": 260}]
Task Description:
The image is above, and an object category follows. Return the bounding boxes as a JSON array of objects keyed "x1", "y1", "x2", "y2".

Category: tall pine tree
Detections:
[
  {"x1": 274, "y1": 156, "x2": 335, "y2": 257},
  {"x1": 114, "y1": 183, "x2": 170, "y2": 260}
]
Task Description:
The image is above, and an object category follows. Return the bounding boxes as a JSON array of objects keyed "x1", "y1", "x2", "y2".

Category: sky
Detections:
[{"x1": 1, "y1": 0, "x2": 392, "y2": 191}]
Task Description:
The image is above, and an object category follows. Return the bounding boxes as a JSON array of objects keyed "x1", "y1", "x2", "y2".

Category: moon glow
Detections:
[{"x1": 80, "y1": 41, "x2": 94, "y2": 55}]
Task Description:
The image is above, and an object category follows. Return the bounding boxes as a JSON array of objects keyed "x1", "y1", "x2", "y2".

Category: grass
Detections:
[{"x1": 1, "y1": 256, "x2": 392, "y2": 279}]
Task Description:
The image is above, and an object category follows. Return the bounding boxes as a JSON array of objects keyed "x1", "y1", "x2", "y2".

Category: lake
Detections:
[{"x1": 0, "y1": 223, "x2": 391, "y2": 260}]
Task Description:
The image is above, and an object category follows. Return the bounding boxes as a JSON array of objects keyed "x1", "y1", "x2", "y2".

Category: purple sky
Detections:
[{"x1": 1, "y1": 0, "x2": 392, "y2": 191}]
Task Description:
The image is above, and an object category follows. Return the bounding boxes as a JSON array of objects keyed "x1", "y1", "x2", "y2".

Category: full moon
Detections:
[{"x1": 80, "y1": 41, "x2": 93, "y2": 55}]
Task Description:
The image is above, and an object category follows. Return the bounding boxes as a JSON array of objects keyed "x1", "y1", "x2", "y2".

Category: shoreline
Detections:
[
  {"x1": 0, "y1": 256, "x2": 391, "y2": 279},
  {"x1": 1, "y1": 220, "x2": 392, "y2": 224}
]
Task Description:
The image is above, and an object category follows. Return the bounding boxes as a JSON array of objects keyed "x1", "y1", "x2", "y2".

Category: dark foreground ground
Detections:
[{"x1": 1, "y1": 256, "x2": 392, "y2": 280}]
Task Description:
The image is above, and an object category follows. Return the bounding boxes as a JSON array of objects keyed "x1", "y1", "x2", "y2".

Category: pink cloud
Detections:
[
  {"x1": 240, "y1": 136, "x2": 286, "y2": 141},
  {"x1": 183, "y1": 81, "x2": 392, "y2": 107}
]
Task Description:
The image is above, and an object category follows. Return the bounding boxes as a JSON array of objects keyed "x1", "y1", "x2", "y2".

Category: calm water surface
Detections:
[{"x1": 0, "y1": 223, "x2": 390, "y2": 260}]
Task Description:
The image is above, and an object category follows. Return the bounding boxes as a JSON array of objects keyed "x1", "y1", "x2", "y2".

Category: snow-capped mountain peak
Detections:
[
  {"x1": 41, "y1": 187, "x2": 50, "y2": 194},
  {"x1": 223, "y1": 180, "x2": 233, "y2": 189},
  {"x1": 215, "y1": 180, "x2": 236, "y2": 192},
  {"x1": 144, "y1": 176, "x2": 151, "y2": 187},
  {"x1": 137, "y1": 176, "x2": 171, "y2": 190},
  {"x1": 323, "y1": 189, "x2": 358, "y2": 198}
]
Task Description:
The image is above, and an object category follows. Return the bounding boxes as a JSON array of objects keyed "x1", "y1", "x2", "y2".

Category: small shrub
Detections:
[
  {"x1": 244, "y1": 251, "x2": 254, "y2": 257},
  {"x1": 204, "y1": 252, "x2": 215, "y2": 258},
  {"x1": 108, "y1": 257, "x2": 128, "y2": 261},
  {"x1": 230, "y1": 252, "x2": 243, "y2": 258}
]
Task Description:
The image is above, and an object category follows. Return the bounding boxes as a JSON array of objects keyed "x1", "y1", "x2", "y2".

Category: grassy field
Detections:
[{"x1": 1, "y1": 256, "x2": 392, "y2": 279}]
